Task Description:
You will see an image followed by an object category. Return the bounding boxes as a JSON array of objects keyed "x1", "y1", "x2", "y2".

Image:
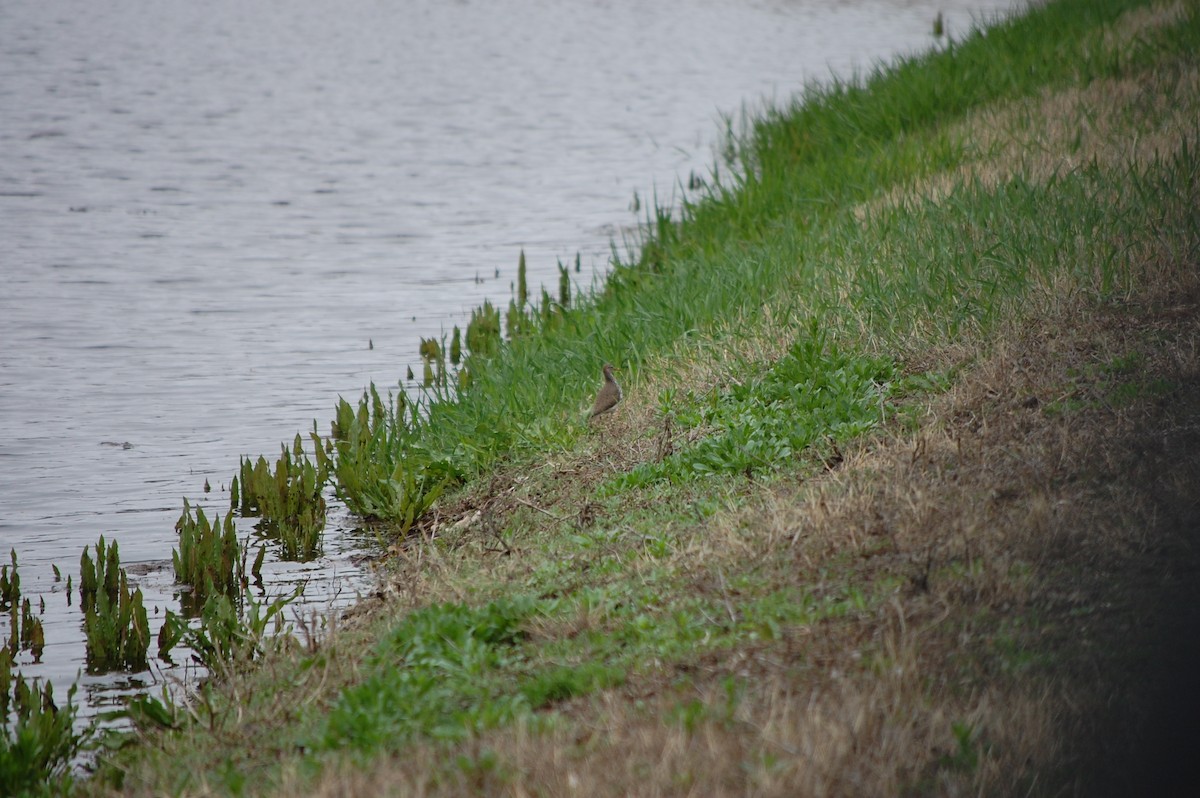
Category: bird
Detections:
[{"x1": 589, "y1": 363, "x2": 622, "y2": 420}]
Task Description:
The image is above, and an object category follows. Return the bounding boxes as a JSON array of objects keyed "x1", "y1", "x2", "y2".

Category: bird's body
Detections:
[{"x1": 589, "y1": 363, "x2": 622, "y2": 419}]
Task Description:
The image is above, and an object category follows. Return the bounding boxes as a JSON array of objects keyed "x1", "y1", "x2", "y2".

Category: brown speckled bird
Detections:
[{"x1": 589, "y1": 363, "x2": 622, "y2": 420}]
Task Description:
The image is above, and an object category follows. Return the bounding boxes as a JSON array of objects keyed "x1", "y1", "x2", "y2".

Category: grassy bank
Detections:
[{"x1": 80, "y1": 0, "x2": 1200, "y2": 794}]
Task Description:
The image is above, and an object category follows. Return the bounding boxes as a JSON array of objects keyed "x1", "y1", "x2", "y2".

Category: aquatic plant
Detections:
[
  {"x1": 0, "y1": 664, "x2": 86, "y2": 797},
  {"x1": 0, "y1": 551, "x2": 19, "y2": 613},
  {"x1": 327, "y1": 385, "x2": 457, "y2": 536},
  {"x1": 18, "y1": 600, "x2": 43, "y2": 663},
  {"x1": 0, "y1": 552, "x2": 43, "y2": 663},
  {"x1": 558, "y1": 259, "x2": 572, "y2": 307},
  {"x1": 158, "y1": 585, "x2": 300, "y2": 670},
  {"x1": 466, "y1": 298, "x2": 502, "y2": 358},
  {"x1": 517, "y1": 248, "x2": 529, "y2": 307},
  {"x1": 418, "y1": 336, "x2": 441, "y2": 364},
  {"x1": 2, "y1": 552, "x2": 87, "y2": 791},
  {"x1": 233, "y1": 433, "x2": 327, "y2": 561},
  {"x1": 449, "y1": 325, "x2": 463, "y2": 365},
  {"x1": 80, "y1": 536, "x2": 150, "y2": 673},
  {"x1": 505, "y1": 297, "x2": 532, "y2": 341},
  {"x1": 173, "y1": 500, "x2": 258, "y2": 608},
  {"x1": 419, "y1": 336, "x2": 448, "y2": 388}
]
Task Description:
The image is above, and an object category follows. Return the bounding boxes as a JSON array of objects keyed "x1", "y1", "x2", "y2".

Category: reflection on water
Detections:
[{"x1": 0, "y1": 0, "x2": 1020, "y2": 723}]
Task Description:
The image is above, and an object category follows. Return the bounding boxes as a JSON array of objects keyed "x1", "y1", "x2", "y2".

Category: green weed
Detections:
[
  {"x1": 172, "y1": 500, "x2": 260, "y2": 611},
  {"x1": 80, "y1": 536, "x2": 150, "y2": 673},
  {"x1": 326, "y1": 386, "x2": 458, "y2": 536},
  {"x1": 520, "y1": 662, "x2": 625, "y2": 707},
  {"x1": 158, "y1": 586, "x2": 300, "y2": 670},
  {"x1": 0, "y1": 670, "x2": 86, "y2": 798},
  {"x1": 233, "y1": 433, "x2": 328, "y2": 561},
  {"x1": 1, "y1": 552, "x2": 43, "y2": 663},
  {"x1": 609, "y1": 325, "x2": 895, "y2": 490},
  {"x1": 319, "y1": 598, "x2": 535, "y2": 750},
  {"x1": 939, "y1": 721, "x2": 982, "y2": 773}
]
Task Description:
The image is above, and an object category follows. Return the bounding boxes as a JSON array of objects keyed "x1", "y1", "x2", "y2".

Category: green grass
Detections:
[
  {"x1": 606, "y1": 324, "x2": 896, "y2": 490},
  {"x1": 298, "y1": 0, "x2": 1199, "y2": 766},
  {"x1": 318, "y1": 599, "x2": 536, "y2": 751},
  {"x1": 297, "y1": 564, "x2": 887, "y2": 764},
  {"x1": 0, "y1": 677, "x2": 85, "y2": 798},
  {"x1": 324, "y1": 0, "x2": 1194, "y2": 533}
]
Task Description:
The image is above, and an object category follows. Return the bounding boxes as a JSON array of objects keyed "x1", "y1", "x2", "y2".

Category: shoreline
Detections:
[{"x1": 10, "y1": 0, "x2": 1197, "y2": 794}]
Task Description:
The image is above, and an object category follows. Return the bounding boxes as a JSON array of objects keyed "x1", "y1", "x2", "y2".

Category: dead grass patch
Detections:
[{"x1": 860, "y1": 1, "x2": 1198, "y2": 221}]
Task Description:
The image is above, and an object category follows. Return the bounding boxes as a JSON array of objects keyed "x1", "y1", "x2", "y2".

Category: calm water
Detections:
[{"x1": 1, "y1": 0, "x2": 1019, "y2": 719}]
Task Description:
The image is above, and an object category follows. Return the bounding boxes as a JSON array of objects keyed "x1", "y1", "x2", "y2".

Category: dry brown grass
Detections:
[
  {"x1": 861, "y1": 0, "x2": 1199, "y2": 223},
  {"x1": 285, "y1": 11, "x2": 1200, "y2": 794},
  {"x1": 283, "y1": 259, "x2": 1200, "y2": 797},
  {"x1": 281, "y1": 95, "x2": 1200, "y2": 798},
  {"x1": 285, "y1": 7, "x2": 1200, "y2": 792}
]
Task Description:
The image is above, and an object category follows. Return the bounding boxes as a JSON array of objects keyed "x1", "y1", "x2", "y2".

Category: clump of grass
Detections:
[
  {"x1": 0, "y1": 665, "x2": 87, "y2": 798},
  {"x1": 158, "y1": 586, "x2": 300, "y2": 670},
  {"x1": 173, "y1": 500, "x2": 260, "y2": 609},
  {"x1": 317, "y1": 598, "x2": 536, "y2": 751},
  {"x1": 327, "y1": 386, "x2": 456, "y2": 534},
  {"x1": 419, "y1": 337, "x2": 448, "y2": 388},
  {"x1": 465, "y1": 299, "x2": 502, "y2": 359},
  {"x1": 80, "y1": 536, "x2": 150, "y2": 673},
  {"x1": 609, "y1": 323, "x2": 896, "y2": 490},
  {"x1": 1, "y1": 552, "x2": 44, "y2": 664},
  {"x1": 233, "y1": 433, "x2": 328, "y2": 561}
]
